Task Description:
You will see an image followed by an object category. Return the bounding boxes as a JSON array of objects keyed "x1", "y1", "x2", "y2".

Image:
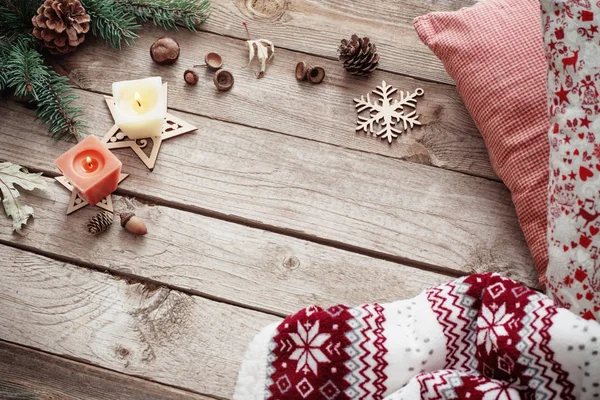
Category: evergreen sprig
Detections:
[
  {"x1": 37, "y1": 74, "x2": 85, "y2": 140},
  {"x1": 0, "y1": 0, "x2": 40, "y2": 42},
  {"x1": 81, "y1": 0, "x2": 140, "y2": 48},
  {"x1": 116, "y1": 0, "x2": 211, "y2": 31},
  {"x1": 2, "y1": 39, "x2": 84, "y2": 139},
  {"x1": 0, "y1": 0, "x2": 211, "y2": 140}
]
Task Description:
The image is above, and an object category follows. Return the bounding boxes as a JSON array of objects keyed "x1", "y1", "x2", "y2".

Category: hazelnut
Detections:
[{"x1": 150, "y1": 36, "x2": 180, "y2": 65}]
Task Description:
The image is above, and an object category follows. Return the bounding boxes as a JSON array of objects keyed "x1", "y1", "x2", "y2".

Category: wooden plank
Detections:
[
  {"x1": 199, "y1": 0, "x2": 475, "y2": 85},
  {"x1": 0, "y1": 340, "x2": 211, "y2": 400},
  {"x1": 56, "y1": 26, "x2": 496, "y2": 180},
  {"x1": 0, "y1": 177, "x2": 452, "y2": 315},
  {"x1": 0, "y1": 244, "x2": 279, "y2": 398},
  {"x1": 0, "y1": 94, "x2": 537, "y2": 287}
]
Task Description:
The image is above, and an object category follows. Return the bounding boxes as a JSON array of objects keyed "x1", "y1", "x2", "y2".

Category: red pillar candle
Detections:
[{"x1": 54, "y1": 136, "x2": 122, "y2": 206}]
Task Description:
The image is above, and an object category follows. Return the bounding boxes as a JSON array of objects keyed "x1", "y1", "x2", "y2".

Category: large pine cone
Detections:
[
  {"x1": 32, "y1": 0, "x2": 91, "y2": 55},
  {"x1": 337, "y1": 34, "x2": 380, "y2": 76}
]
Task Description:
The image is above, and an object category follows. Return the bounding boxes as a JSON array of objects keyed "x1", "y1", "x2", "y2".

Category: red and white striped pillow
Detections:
[{"x1": 414, "y1": 0, "x2": 550, "y2": 285}]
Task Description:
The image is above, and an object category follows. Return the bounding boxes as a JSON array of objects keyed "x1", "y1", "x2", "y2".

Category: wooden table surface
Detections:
[{"x1": 0, "y1": 0, "x2": 537, "y2": 398}]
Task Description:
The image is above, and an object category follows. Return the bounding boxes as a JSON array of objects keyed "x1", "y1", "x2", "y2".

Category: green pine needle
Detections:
[
  {"x1": 0, "y1": 0, "x2": 41, "y2": 42},
  {"x1": 36, "y1": 74, "x2": 86, "y2": 140},
  {"x1": 81, "y1": 0, "x2": 140, "y2": 48},
  {"x1": 1, "y1": 39, "x2": 85, "y2": 140},
  {"x1": 116, "y1": 0, "x2": 211, "y2": 31}
]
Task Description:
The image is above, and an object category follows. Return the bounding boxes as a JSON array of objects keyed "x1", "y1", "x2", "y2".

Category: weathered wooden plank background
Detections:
[{"x1": 0, "y1": 0, "x2": 537, "y2": 398}]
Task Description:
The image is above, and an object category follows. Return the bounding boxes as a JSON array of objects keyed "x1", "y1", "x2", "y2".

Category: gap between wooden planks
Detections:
[
  {"x1": 0, "y1": 93, "x2": 537, "y2": 287},
  {"x1": 0, "y1": 176, "x2": 452, "y2": 317},
  {"x1": 0, "y1": 244, "x2": 278, "y2": 399},
  {"x1": 200, "y1": 0, "x2": 476, "y2": 85},
  {"x1": 0, "y1": 340, "x2": 212, "y2": 400},
  {"x1": 54, "y1": 25, "x2": 497, "y2": 180}
]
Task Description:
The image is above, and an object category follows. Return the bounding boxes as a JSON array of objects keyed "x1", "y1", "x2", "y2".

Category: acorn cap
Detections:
[
  {"x1": 184, "y1": 69, "x2": 199, "y2": 85},
  {"x1": 213, "y1": 69, "x2": 234, "y2": 91},
  {"x1": 205, "y1": 52, "x2": 223, "y2": 70},
  {"x1": 307, "y1": 66, "x2": 325, "y2": 84},
  {"x1": 120, "y1": 213, "x2": 134, "y2": 228},
  {"x1": 295, "y1": 61, "x2": 308, "y2": 80}
]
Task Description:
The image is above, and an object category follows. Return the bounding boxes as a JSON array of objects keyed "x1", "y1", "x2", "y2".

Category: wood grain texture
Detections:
[
  {"x1": 0, "y1": 341, "x2": 210, "y2": 400},
  {"x1": 0, "y1": 94, "x2": 538, "y2": 287},
  {"x1": 54, "y1": 26, "x2": 497, "y2": 180},
  {"x1": 199, "y1": 0, "x2": 475, "y2": 84},
  {"x1": 0, "y1": 177, "x2": 451, "y2": 315},
  {"x1": 0, "y1": 245, "x2": 279, "y2": 399}
]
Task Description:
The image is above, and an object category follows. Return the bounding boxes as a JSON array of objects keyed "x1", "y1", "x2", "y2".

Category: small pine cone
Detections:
[
  {"x1": 32, "y1": 0, "x2": 91, "y2": 55},
  {"x1": 87, "y1": 211, "x2": 114, "y2": 235},
  {"x1": 337, "y1": 34, "x2": 380, "y2": 77}
]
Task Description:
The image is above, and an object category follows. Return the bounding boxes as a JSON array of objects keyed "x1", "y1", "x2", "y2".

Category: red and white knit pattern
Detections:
[
  {"x1": 234, "y1": 273, "x2": 600, "y2": 399},
  {"x1": 413, "y1": 0, "x2": 550, "y2": 285},
  {"x1": 425, "y1": 278, "x2": 478, "y2": 372},
  {"x1": 542, "y1": 0, "x2": 600, "y2": 321},
  {"x1": 260, "y1": 303, "x2": 389, "y2": 399}
]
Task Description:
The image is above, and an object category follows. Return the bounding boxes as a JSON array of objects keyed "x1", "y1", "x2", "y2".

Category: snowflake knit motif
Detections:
[
  {"x1": 234, "y1": 273, "x2": 600, "y2": 400},
  {"x1": 354, "y1": 81, "x2": 424, "y2": 143}
]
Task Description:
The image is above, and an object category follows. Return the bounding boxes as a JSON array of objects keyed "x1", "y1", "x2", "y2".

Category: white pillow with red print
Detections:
[{"x1": 542, "y1": 0, "x2": 600, "y2": 321}]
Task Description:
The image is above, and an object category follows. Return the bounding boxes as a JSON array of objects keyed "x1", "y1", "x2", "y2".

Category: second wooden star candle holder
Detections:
[
  {"x1": 55, "y1": 173, "x2": 129, "y2": 215},
  {"x1": 102, "y1": 83, "x2": 197, "y2": 171}
]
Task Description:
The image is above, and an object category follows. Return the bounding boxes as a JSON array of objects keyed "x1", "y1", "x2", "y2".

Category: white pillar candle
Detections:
[{"x1": 112, "y1": 77, "x2": 166, "y2": 139}]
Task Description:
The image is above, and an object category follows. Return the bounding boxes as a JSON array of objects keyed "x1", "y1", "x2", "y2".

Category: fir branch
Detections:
[
  {"x1": 2, "y1": 39, "x2": 85, "y2": 139},
  {"x1": 81, "y1": 0, "x2": 140, "y2": 48},
  {"x1": 116, "y1": 0, "x2": 211, "y2": 31},
  {"x1": 0, "y1": 41, "x2": 10, "y2": 90},
  {"x1": 36, "y1": 73, "x2": 86, "y2": 140},
  {"x1": 0, "y1": 0, "x2": 40, "y2": 41},
  {"x1": 3, "y1": 38, "x2": 49, "y2": 98}
]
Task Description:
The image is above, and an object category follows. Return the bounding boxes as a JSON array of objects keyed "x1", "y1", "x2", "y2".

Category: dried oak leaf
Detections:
[
  {"x1": 0, "y1": 162, "x2": 48, "y2": 231},
  {"x1": 246, "y1": 39, "x2": 274, "y2": 78}
]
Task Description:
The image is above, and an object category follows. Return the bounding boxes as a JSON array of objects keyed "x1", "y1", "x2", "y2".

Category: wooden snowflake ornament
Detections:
[{"x1": 354, "y1": 81, "x2": 424, "y2": 143}]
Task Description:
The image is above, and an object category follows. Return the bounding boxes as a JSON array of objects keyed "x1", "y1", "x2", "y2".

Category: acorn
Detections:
[
  {"x1": 295, "y1": 61, "x2": 308, "y2": 80},
  {"x1": 307, "y1": 66, "x2": 325, "y2": 84},
  {"x1": 184, "y1": 69, "x2": 199, "y2": 85},
  {"x1": 150, "y1": 36, "x2": 180, "y2": 65},
  {"x1": 213, "y1": 69, "x2": 234, "y2": 91},
  {"x1": 120, "y1": 213, "x2": 148, "y2": 236},
  {"x1": 205, "y1": 52, "x2": 223, "y2": 70}
]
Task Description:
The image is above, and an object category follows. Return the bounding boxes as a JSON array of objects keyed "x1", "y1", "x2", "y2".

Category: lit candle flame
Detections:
[
  {"x1": 134, "y1": 92, "x2": 142, "y2": 108},
  {"x1": 86, "y1": 156, "x2": 92, "y2": 167}
]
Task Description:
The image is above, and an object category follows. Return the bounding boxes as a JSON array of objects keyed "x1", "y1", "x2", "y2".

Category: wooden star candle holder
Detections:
[
  {"x1": 102, "y1": 83, "x2": 197, "y2": 171},
  {"x1": 55, "y1": 173, "x2": 129, "y2": 215}
]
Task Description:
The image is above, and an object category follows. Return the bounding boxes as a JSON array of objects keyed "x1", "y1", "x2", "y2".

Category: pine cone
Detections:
[
  {"x1": 32, "y1": 0, "x2": 91, "y2": 55},
  {"x1": 337, "y1": 34, "x2": 380, "y2": 76},
  {"x1": 87, "y1": 211, "x2": 114, "y2": 235}
]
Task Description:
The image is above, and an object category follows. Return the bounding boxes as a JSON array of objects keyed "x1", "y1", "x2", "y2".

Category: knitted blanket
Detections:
[{"x1": 234, "y1": 273, "x2": 600, "y2": 399}]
